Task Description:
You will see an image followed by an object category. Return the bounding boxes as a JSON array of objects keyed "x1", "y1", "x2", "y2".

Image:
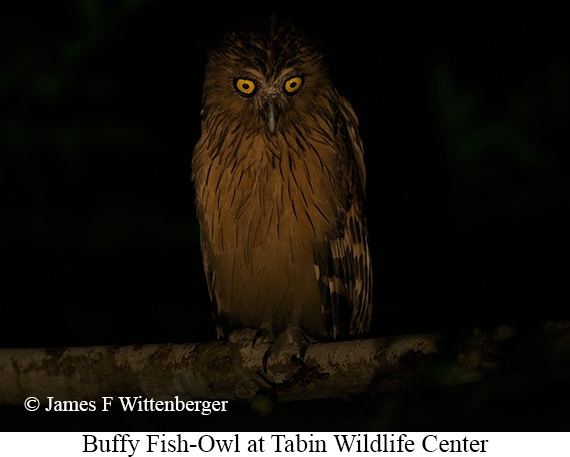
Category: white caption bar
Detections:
[{"x1": 0, "y1": 432, "x2": 568, "y2": 456}]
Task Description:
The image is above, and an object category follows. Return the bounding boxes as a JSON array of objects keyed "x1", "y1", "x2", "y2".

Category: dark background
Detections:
[{"x1": 1, "y1": 3, "x2": 568, "y2": 430}]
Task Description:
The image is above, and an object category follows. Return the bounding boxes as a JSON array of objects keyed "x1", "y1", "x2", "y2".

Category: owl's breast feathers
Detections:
[{"x1": 193, "y1": 87, "x2": 371, "y2": 340}]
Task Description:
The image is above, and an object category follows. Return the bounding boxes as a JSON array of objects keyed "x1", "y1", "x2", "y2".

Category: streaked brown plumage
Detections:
[{"x1": 192, "y1": 18, "x2": 372, "y2": 367}]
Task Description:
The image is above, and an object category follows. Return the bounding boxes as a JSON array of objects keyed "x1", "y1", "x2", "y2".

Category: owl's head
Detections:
[{"x1": 202, "y1": 17, "x2": 333, "y2": 136}]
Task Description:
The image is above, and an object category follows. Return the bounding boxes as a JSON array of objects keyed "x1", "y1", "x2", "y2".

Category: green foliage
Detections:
[
  {"x1": 434, "y1": 61, "x2": 564, "y2": 178},
  {"x1": 249, "y1": 393, "x2": 274, "y2": 417},
  {"x1": 433, "y1": 59, "x2": 567, "y2": 218},
  {"x1": 1, "y1": 0, "x2": 199, "y2": 252}
]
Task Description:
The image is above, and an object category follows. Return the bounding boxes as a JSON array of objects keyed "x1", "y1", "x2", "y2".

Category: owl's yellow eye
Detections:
[
  {"x1": 284, "y1": 76, "x2": 303, "y2": 94},
  {"x1": 234, "y1": 78, "x2": 256, "y2": 96}
]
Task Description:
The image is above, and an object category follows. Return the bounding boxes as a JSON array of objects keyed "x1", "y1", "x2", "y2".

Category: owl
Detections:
[{"x1": 192, "y1": 17, "x2": 372, "y2": 372}]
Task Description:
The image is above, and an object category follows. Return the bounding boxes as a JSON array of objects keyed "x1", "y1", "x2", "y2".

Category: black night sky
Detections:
[{"x1": 1, "y1": 3, "x2": 568, "y2": 430}]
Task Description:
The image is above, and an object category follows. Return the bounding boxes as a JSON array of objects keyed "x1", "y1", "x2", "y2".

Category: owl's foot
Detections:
[
  {"x1": 262, "y1": 327, "x2": 309, "y2": 374},
  {"x1": 252, "y1": 328, "x2": 274, "y2": 347}
]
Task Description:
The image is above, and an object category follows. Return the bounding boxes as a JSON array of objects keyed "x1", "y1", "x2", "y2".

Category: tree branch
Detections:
[{"x1": 1, "y1": 321, "x2": 569, "y2": 404}]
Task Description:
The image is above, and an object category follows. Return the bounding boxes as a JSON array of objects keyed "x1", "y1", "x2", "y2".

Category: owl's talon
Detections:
[
  {"x1": 299, "y1": 338, "x2": 309, "y2": 361},
  {"x1": 262, "y1": 327, "x2": 310, "y2": 373},
  {"x1": 262, "y1": 350, "x2": 271, "y2": 374},
  {"x1": 253, "y1": 328, "x2": 273, "y2": 347}
]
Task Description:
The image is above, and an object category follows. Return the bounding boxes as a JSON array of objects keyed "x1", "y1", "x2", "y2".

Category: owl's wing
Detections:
[{"x1": 316, "y1": 94, "x2": 373, "y2": 339}]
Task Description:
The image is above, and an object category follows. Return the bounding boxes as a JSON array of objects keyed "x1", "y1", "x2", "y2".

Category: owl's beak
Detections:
[{"x1": 264, "y1": 100, "x2": 279, "y2": 134}]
